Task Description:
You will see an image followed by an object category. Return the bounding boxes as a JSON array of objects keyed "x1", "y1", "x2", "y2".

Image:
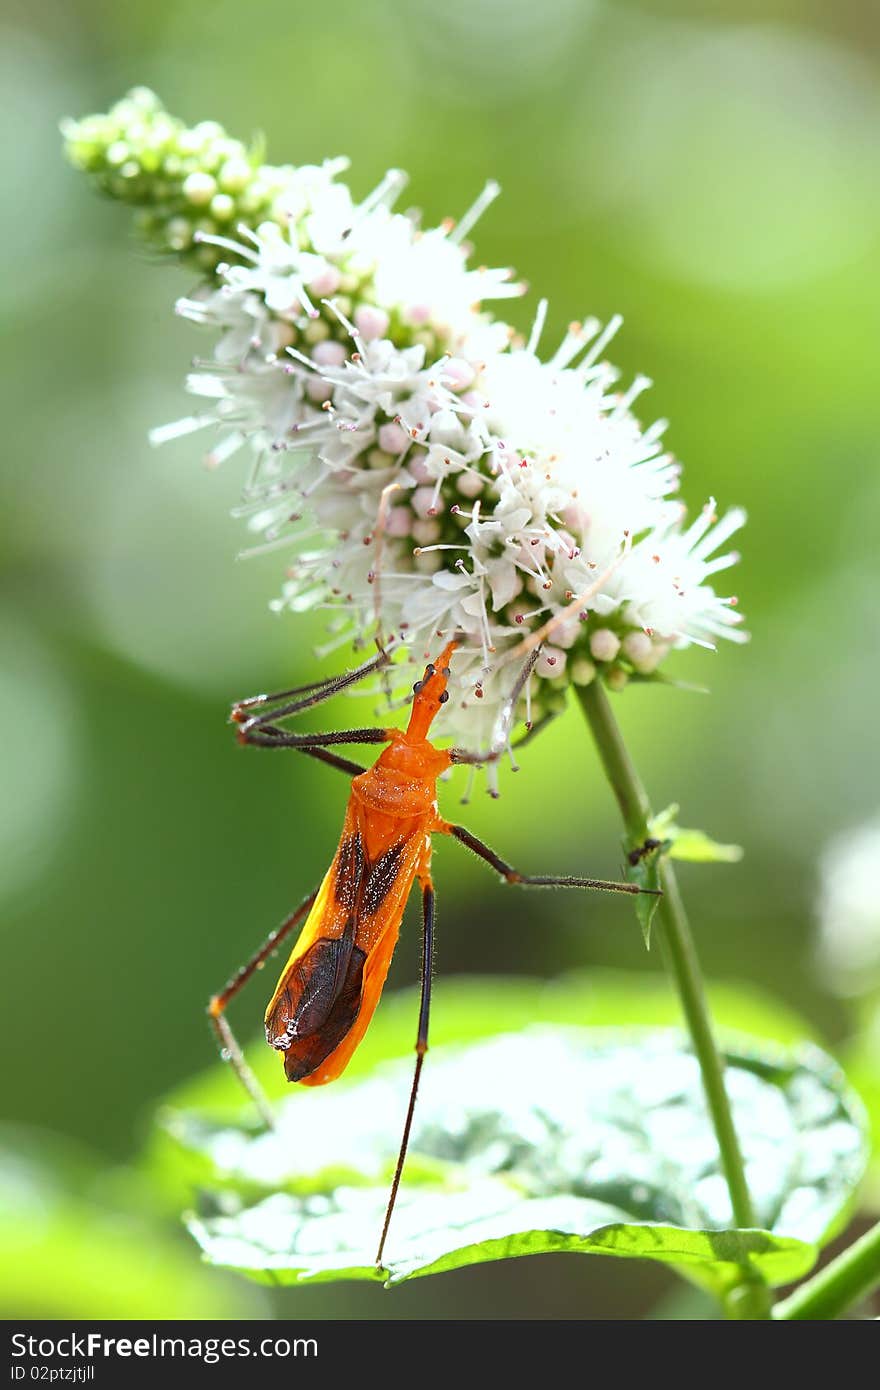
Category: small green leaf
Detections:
[
  {"x1": 667, "y1": 831, "x2": 744, "y2": 864},
  {"x1": 623, "y1": 836, "x2": 664, "y2": 946},
  {"x1": 173, "y1": 1026, "x2": 867, "y2": 1291},
  {"x1": 649, "y1": 804, "x2": 743, "y2": 864}
]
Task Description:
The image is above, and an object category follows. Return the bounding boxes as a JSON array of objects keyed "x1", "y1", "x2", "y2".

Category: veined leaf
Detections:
[
  {"x1": 188, "y1": 1183, "x2": 810, "y2": 1292},
  {"x1": 173, "y1": 1025, "x2": 867, "y2": 1291}
]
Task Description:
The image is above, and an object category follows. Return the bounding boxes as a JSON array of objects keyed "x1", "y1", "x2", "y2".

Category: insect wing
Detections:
[{"x1": 264, "y1": 803, "x2": 421, "y2": 1086}]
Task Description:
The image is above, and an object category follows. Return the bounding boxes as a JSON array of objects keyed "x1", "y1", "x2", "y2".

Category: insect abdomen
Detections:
[
  {"x1": 263, "y1": 801, "x2": 424, "y2": 1086},
  {"x1": 264, "y1": 914, "x2": 368, "y2": 1082}
]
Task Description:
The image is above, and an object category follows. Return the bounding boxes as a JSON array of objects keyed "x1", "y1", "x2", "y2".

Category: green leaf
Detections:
[
  {"x1": 622, "y1": 836, "x2": 664, "y2": 946},
  {"x1": 171, "y1": 1025, "x2": 867, "y2": 1291},
  {"x1": 649, "y1": 804, "x2": 744, "y2": 864},
  {"x1": 188, "y1": 1183, "x2": 810, "y2": 1291}
]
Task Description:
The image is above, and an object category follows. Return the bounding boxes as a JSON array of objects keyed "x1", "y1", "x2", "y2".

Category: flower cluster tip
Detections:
[{"x1": 63, "y1": 90, "x2": 747, "y2": 773}]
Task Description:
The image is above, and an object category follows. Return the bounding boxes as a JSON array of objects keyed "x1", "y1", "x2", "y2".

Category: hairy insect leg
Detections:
[
  {"x1": 442, "y1": 822, "x2": 657, "y2": 897},
  {"x1": 296, "y1": 745, "x2": 368, "y2": 778},
  {"x1": 375, "y1": 877, "x2": 436, "y2": 1268},
  {"x1": 236, "y1": 723, "x2": 391, "y2": 753},
  {"x1": 207, "y1": 889, "x2": 319, "y2": 1128},
  {"x1": 232, "y1": 644, "x2": 393, "y2": 730}
]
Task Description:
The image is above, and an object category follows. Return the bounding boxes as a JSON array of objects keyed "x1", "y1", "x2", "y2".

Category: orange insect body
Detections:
[
  {"x1": 213, "y1": 634, "x2": 650, "y2": 1263},
  {"x1": 263, "y1": 640, "x2": 456, "y2": 1087}
]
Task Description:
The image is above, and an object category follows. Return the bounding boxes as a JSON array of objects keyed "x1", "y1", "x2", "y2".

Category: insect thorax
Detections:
[{"x1": 352, "y1": 762, "x2": 439, "y2": 821}]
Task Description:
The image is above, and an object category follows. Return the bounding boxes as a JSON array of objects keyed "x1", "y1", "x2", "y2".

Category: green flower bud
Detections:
[{"x1": 60, "y1": 89, "x2": 296, "y2": 280}]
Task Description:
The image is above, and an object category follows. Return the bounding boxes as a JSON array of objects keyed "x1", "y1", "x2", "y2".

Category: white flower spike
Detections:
[{"x1": 72, "y1": 93, "x2": 746, "y2": 774}]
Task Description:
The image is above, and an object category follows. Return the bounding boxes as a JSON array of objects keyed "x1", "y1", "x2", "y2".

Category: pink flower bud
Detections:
[
  {"x1": 307, "y1": 265, "x2": 342, "y2": 297},
  {"x1": 622, "y1": 631, "x2": 654, "y2": 666},
  {"x1": 306, "y1": 377, "x2": 333, "y2": 404},
  {"x1": 536, "y1": 646, "x2": 567, "y2": 679},
  {"x1": 590, "y1": 628, "x2": 621, "y2": 663},
  {"x1": 354, "y1": 305, "x2": 391, "y2": 342},
  {"x1": 386, "y1": 506, "x2": 412, "y2": 537},
  {"x1": 407, "y1": 453, "x2": 432, "y2": 484},
  {"x1": 456, "y1": 471, "x2": 484, "y2": 498},
  {"x1": 412, "y1": 485, "x2": 438, "y2": 518},
  {"x1": 378, "y1": 422, "x2": 409, "y2": 454},
  {"x1": 442, "y1": 358, "x2": 476, "y2": 392},
  {"x1": 311, "y1": 342, "x2": 345, "y2": 369}
]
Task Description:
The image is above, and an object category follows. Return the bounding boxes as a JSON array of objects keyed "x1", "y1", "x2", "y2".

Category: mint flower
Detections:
[{"x1": 64, "y1": 92, "x2": 747, "y2": 777}]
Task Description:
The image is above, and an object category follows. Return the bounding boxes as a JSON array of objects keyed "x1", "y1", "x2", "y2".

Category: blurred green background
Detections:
[{"x1": 3, "y1": 0, "x2": 879, "y2": 1319}]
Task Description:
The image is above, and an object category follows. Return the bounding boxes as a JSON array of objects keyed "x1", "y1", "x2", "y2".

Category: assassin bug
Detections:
[{"x1": 208, "y1": 637, "x2": 657, "y2": 1267}]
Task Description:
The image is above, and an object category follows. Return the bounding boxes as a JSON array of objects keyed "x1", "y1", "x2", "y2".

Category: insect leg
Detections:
[
  {"x1": 207, "y1": 889, "x2": 319, "y2": 1128},
  {"x1": 231, "y1": 644, "x2": 393, "y2": 729},
  {"x1": 442, "y1": 823, "x2": 657, "y2": 897},
  {"x1": 447, "y1": 744, "x2": 501, "y2": 768},
  {"x1": 296, "y1": 745, "x2": 368, "y2": 778},
  {"x1": 235, "y1": 724, "x2": 391, "y2": 753},
  {"x1": 375, "y1": 877, "x2": 436, "y2": 1268}
]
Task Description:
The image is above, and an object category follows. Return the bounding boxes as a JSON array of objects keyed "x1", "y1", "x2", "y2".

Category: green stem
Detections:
[
  {"x1": 577, "y1": 680, "x2": 770, "y2": 1316},
  {"x1": 774, "y1": 1220, "x2": 880, "y2": 1320}
]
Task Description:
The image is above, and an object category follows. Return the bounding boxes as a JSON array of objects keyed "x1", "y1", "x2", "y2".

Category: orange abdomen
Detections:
[{"x1": 264, "y1": 790, "x2": 431, "y2": 1086}]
